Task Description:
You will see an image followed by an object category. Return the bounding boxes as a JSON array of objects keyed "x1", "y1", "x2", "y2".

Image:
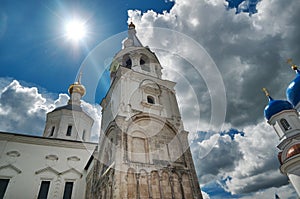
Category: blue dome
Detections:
[
  {"x1": 286, "y1": 70, "x2": 300, "y2": 107},
  {"x1": 264, "y1": 97, "x2": 293, "y2": 120}
]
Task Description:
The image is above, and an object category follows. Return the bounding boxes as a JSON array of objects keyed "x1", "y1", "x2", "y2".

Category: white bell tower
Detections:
[{"x1": 95, "y1": 22, "x2": 203, "y2": 199}]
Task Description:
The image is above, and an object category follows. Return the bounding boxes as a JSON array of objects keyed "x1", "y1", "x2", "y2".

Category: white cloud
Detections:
[
  {"x1": 0, "y1": 79, "x2": 51, "y2": 135},
  {"x1": 81, "y1": 101, "x2": 102, "y2": 142},
  {"x1": 201, "y1": 190, "x2": 211, "y2": 199},
  {"x1": 0, "y1": 78, "x2": 101, "y2": 141}
]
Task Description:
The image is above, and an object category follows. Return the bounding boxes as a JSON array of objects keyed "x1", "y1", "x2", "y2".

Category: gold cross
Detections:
[
  {"x1": 262, "y1": 88, "x2": 269, "y2": 97},
  {"x1": 78, "y1": 71, "x2": 83, "y2": 84}
]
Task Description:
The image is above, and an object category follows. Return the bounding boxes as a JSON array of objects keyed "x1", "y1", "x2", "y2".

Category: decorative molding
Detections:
[
  {"x1": 60, "y1": 168, "x2": 83, "y2": 178},
  {"x1": 0, "y1": 132, "x2": 97, "y2": 150},
  {"x1": 35, "y1": 166, "x2": 83, "y2": 178},
  {"x1": 6, "y1": 150, "x2": 20, "y2": 157},
  {"x1": 0, "y1": 164, "x2": 22, "y2": 174},
  {"x1": 67, "y1": 156, "x2": 80, "y2": 161},
  {"x1": 35, "y1": 166, "x2": 60, "y2": 175},
  {"x1": 45, "y1": 154, "x2": 59, "y2": 161}
]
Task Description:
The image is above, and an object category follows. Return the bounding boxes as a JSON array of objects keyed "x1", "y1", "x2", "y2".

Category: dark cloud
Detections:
[
  {"x1": 192, "y1": 133, "x2": 243, "y2": 183},
  {"x1": 130, "y1": 0, "x2": 300, "y2": 127},
  {"x1": 128, "y1": 1, "x2": 300, "y2": 196}
]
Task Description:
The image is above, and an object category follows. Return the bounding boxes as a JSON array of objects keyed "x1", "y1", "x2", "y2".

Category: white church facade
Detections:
[
  {"x1": 0, "y1": 79, "x2": 97, "y2": 199},
  {"x1": 0, "y1": 23, "x2": 203, "y2": 199}
]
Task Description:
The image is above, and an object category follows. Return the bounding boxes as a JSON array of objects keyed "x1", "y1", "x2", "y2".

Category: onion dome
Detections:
[
  {"x1": 286, "y1": 61, "x2": 300, "y2": 107},
  {"x1": 68, "y1": 82, "x2": 86, "y2": 96},
  {"x1": 286, "y1": 143, "x2": 300, "y2": 159},
  {"x1": 68, "y1": 72, "x2": 86, "y2": 96},
  {"x1": 263, "y1": 88, "x2": 293, "y2": 120}
]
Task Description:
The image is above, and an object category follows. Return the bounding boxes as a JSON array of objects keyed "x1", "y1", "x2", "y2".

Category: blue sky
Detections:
[
  {"x1": 1, "y1": 0, "x2": 300, "y2": 198},
  {"x1": 0, "y1": 0, "x2": 174, "y2": 101}
]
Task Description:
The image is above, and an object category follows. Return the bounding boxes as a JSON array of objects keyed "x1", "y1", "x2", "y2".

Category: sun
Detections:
[{"x1": 65, "y1": 19, "x2": 87, "y2": 41}]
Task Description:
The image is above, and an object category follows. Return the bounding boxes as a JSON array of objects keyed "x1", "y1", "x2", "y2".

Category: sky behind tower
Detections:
[{"x1": 0, "y1": 0, "x2": 300, "y2": 198}]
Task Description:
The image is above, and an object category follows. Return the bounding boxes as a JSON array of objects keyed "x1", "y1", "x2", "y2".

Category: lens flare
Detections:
[{"x1": 65, "y1": 19, "x2": 86, "y2": 41}]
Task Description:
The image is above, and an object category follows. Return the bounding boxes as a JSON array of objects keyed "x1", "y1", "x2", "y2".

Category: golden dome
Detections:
[
  {"x1": 286, "y1": 143, "x2": 300, "y2": 159},
  {"x1": 68, "y1": 82, "x2": 86, "y2": 96}
]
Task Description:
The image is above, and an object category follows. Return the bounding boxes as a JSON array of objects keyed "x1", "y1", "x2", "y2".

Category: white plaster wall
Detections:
[
  {"x1": 287, "y1": 165, "x2": 300, "y2": 196},
  {"x1": 44, "y1": 109, "x2": 93, "y2": 141},
  {"x1": 101, "y1": 67, "x2": 180, "y2": 132},
  {"x1": 0, "y1": 133, "x2": 97, "y2": 199}
]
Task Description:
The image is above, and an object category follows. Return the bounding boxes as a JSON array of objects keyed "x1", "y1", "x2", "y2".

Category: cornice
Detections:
[{"x1": 0, "y1": 131, "x2": 97, "y2": 150}]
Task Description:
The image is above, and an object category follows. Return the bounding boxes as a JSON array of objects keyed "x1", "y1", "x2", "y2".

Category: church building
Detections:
[
  {"x1": 263, "y1": 60, "x2": 300, "y2": 197},
  {"x1": 0, "y1": 79, "x2": 97, "y2": 198},
  {"x1": 0, "y1": 23, "x2": 203, "y2": 199}
]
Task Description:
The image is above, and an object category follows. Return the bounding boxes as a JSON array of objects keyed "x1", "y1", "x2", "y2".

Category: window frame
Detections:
[
  {"x1": 0, "y1": 178, "x2": 10, "y2": 199},
  {"x1": 37, "y1": 180, "x2": 51, "y2": 199},
  {"x1": 66, "y1": 125, "x2": 72, "y2": 136},
  {"x1": 280, "y1": 118, "x2": 292, "y2": 131},
  {"x1": 63, "y1": 181, "x2": 74, "y2": 199},
  {"x1": 50, "y1": 126, "x2": 55, "y2": 137},
  {"x1": 147, "y1": 95, "x2": 155, "y2": 104}
]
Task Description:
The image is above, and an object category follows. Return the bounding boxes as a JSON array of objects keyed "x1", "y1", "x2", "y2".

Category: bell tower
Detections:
[{"x1": 96, "y1": 23, "x2": 203, "y2": 199}]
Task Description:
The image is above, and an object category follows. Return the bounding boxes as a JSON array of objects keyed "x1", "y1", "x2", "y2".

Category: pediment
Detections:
[
  {"x1": 35, "y1": 166, "x2": 59, "y2": 175},
  {"x1": 0, "y1": 164, "x2": 22, "y2": 176},
  {"x1": 60, "y1": 168, "x2": 82, "y2": 178}
]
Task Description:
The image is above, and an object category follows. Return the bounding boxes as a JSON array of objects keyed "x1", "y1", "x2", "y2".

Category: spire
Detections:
[
  {"x1": 78, "y1": 71, "x2": 82, "y2": 84},
  {"x1": 287, "y1": 58, "x2": 300, "y2": 73},
  {"x1": 123, "y1": 21, "x2": 143, "y2": 48},
  {"x1": 262, "y1": 88, "x2": 273, "y2": 101}
]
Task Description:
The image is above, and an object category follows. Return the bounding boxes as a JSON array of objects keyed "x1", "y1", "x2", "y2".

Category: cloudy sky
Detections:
[{"x1": 1, "y1": 0, "x2": 300, "y2": 198}]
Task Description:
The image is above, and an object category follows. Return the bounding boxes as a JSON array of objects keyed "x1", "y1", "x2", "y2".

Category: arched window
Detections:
[
  {"x1": 140, "y1": 55, "x2": 150, "y2": 72},
  {"x1": 123, "y1": 54, "x2": 132, "y2": 69},
  {"x1": 140, "y1": 59, "x2": 145, "y2": 65},
  {"x1": 147, "y1": 96, "x2": 155, "y2": 104},
  {"x1": 280, "y1": 119, "x2": 291, "y2": 131}
]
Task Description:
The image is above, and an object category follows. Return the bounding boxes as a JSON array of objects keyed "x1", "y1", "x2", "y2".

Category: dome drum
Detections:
[{"x1": 286, "y1": 144, "x2": 300, "y2": 160}]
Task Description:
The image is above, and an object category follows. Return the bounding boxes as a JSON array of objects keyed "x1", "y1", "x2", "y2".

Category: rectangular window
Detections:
[
  {"x1": 63, "y1": 182, "x2": 74, "y2": 199},
  {"x1": 50, "y1": 126, "x2": 55, "y2": 136},
  {"x1": 66, "y1": 125, "x2": 72, "y2": 136},
  {"x1": 0, "y1": 179, "x2": 9, "y2": 199},
  {"x1": 82, "y1": 130, "x2": 86, "y2": 141},
  {"x1": 37, "y1": 181, "x2": 50, "y2": 199}
]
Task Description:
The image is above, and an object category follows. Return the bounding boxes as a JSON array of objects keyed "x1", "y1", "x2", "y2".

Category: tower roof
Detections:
[{"x1": 123, "y1": 22, "x2": 143, "y2": 48}]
